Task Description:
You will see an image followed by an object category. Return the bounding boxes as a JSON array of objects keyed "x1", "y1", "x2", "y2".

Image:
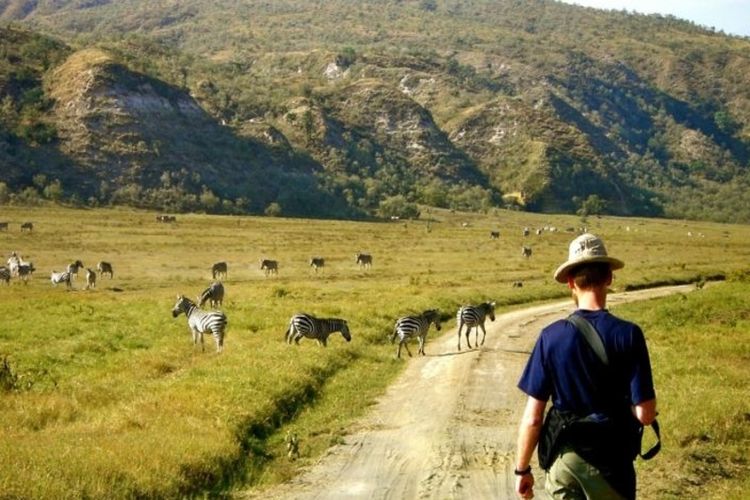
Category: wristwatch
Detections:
[{"x1": 514, "y1": 465, "x2": 532, "y2": 476}]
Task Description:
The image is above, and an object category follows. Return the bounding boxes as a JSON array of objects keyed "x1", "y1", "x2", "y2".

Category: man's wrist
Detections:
[{"x1": 514, "y1": 465, "x2": 532, "y2": 476}]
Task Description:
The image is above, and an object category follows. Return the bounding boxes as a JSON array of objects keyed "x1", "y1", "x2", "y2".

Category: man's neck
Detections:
[{"x1": 575, "y1": 287, "x2": 607, "y2": 311}]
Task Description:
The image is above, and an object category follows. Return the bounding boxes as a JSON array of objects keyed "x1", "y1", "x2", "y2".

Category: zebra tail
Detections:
[{"x1": 284, "y1": 324, "x2": 292, "y2": 343}]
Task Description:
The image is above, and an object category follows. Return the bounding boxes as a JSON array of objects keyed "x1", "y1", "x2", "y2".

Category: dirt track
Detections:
[{"x1": 239, "y1": 285, "x2": 696, "y2": 499}]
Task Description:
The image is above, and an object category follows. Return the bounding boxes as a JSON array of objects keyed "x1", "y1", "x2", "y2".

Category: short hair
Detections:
[{"x1": 570, "y1": 262, "x2": 612, "y2": 289}]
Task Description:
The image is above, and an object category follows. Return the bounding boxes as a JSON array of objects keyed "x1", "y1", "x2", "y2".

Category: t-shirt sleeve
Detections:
[
  {"x1": 518, "y1": 334, "x2": 552, "y2": 401},
  {"x1": 629, "y1": 325, "x2": 656, "y2": 404}
]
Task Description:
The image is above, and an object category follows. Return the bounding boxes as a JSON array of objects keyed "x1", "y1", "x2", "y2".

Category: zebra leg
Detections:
[
  {"x1": 293, "y1": 332, "x2": 303, "y2": 345},
  {"x1": 465, "y1": 327, "x2": 473, "y2": 349},
  {"x1": 480, "y1": 324, "x2": 487, "y2": 346},
  {"x1": 396, "y1": 342, "x2": 402, "y2": 358},
  {"x1": 457, "y1": 323, "x2": 463, "y2": 351},
  {"x1": 402, "y1": 341, "x2": 413, "y2": 357},
  {"x1": 418, "y1": 335, "x2": 426, "y2": 356}
]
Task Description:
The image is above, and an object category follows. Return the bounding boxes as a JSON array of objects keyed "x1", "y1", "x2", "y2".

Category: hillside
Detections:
[{"x1": 1, "y1": 0, "x2": 749, "y2": 221}]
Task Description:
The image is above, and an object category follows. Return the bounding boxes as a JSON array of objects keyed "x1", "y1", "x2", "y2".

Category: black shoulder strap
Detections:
[
  {"x1": 567, "y1": 313, "x2": 609, "y2": 366},
  {"x1": 640, "y1": 419, "x2": 662, "y2": 460}
]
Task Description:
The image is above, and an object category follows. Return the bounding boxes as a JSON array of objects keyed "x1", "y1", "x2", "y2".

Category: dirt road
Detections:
[{"x1": 240, "y1": 285, "x2": 695, "y2": 499}]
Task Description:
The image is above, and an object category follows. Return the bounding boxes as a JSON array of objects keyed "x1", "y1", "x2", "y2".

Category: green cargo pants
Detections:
[{"x1": 545, "y1": 446, "x2": 627, "y2": 499}]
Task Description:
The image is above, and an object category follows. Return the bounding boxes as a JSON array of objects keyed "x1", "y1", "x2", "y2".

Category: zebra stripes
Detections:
[
  {"x1": 356, "y1": 252, "x2": 372, "y2": 269},
  {"x1": 0, "y1": 267, "x2": 9, "y2": 284},
  {"x1": 85, "y1": 268, "x2": 96, "y2": 290},
  {"x1": 285, "y1": 313, "x2": 351, "y2": 347},
  {"x1": 67, "y1": 260, "x2": 84, "y2": 279},
  {"x1": 172, "y1": 295, "x2": 227, "y2": 353},
  {"x1": 97, "y1": 261, "x2": 113, "y2": 279},
  {"x1": 50, "y1": 271, "x2": 72, "y2": 289},
  {"x1": 260, "y1": 259, "x2": 278, "y2": 276},
  {"x1": 391, "y1": 309, "x2": 441, "y2": 358},
  {"x1": 212, "y1": 261, "x2": 227, "y2": 280},
  {"x1": 456, "y1": 302, "x2": 496, "y2": 351},
  {"x1": 309, "y1": 257, "x2": 325, "y2": 273},
  {"x1": 198, "y1": 281, "x2": 224, "y2": 308}
]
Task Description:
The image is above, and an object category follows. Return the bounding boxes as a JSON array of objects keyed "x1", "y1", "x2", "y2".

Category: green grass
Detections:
[
  {"x1": 0, "y1": 204, "x2": 748, "y2": 497},
  {"x1": 617, "y1": 281, "x2": 750, "y2": 499}
]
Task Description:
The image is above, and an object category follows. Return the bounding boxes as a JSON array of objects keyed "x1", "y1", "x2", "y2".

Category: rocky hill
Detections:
[{"x1": 1, "y1": 0, "x2": 749, "y2": 221}]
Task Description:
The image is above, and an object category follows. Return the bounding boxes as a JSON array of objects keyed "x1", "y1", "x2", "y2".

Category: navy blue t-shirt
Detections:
[{"x1": 518, "y1": 309, "x2": 655, "y2": 415}]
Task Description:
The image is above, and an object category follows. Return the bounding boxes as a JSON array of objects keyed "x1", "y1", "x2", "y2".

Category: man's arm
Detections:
[
  {"x1": 515, "y1": 396, "x2": 547, "y2": 499},
  {"x1": 633, "y1": 398, "x2": 657, "y2": 426}
]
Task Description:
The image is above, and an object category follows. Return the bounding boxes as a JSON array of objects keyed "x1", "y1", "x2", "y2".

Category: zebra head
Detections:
[
  {"x1": 340, "y1": 321, "x2": 352, "y2": 342},
  {"x1": 423, "y1": 309, "x2": 442, "y2": 331},
  {"x1": 172, "y1": 295, "x2": 195, "y2": 318},
  {"x1": 486, "y1": 302, "x2": 497, "y2": 321}
]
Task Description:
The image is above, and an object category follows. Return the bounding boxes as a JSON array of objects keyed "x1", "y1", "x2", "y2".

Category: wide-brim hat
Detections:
[{"x1": 553, "y1": 233, "x2": 624, "y2": 283}]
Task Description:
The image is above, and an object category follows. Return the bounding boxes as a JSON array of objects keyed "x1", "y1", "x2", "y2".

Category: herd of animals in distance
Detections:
[{"x1": 0, "y1": 214, "x2": 555, "y2": 358}]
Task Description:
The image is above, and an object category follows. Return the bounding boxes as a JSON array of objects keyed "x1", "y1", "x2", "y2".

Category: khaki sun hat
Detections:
[{"x1": 553, "y1": 233, "x2": 624, "y2": 283}]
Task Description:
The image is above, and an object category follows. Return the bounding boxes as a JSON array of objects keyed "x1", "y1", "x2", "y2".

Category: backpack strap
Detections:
[
  {"x1": 567, "y1": 313, "x2": 609, "y2": 366},
  {"x1": 640, "y1": 419, "x2": 662, "y2": 460}
]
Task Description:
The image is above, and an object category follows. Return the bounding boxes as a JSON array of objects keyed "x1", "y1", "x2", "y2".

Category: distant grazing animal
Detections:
[
  {"x1": 212, "y1": 261, "x2": 228, "y2": 280},
  {"x1": 490, "y1": 231, "x2": 500, "y2": 240},
  {"x1": 0, "y1": 222, "x2": 8, "y2": 231},
  {"x1": 523, "y1": 227, "x2": 530, "y2": 237},
  {"x1": 512, "y1": 281, "x2": 524, "y2": 288},
  {"x1": 85, "y1": 268, "x2": 96, "y2": 290},
  {"x1": 309, "y1": 257, "x2": 325, "y2": 273},
  {"x1": 67, "y1": 260, "x2": 84, "y2": 279},
  {"x1": 0, "y1": 267, "x2": 10, "y2": 284},
  {"x1": 536, "y1": 228, "x2": 543, "y2": 235},
  {"x1": 355, "y1": 252, "x2": 372, "y2": 269},
  {"x1": 7, "y1": 252, "x2": 20, "y2": 277},
  {"x1": 50, "y1": 271, "x2": 72, "y2": 289},
  {"x1": 97, "y1": 261, "x2": 114, "y2": 279},
  {"x1": 391, "y1": 309, "x2": 441, "y2": 358},
  {"x1": 20, "y1": 222, "x2": 33, "y2": 232},
  {"x1": 456, "y1": 302, "x2": 496, "y2": 351},
  {"x1": 522, "y1": 246, "x2": 532, "y2": 259},
  {"x1": 260, "y1": 259, "x2": 278, "y2": 276},
  {"x1": 285, "y1": 313, "x2": 351, "y2": 347},
  {"x1": 198, "y1": 281, "x2": 224, "y2": 308},
  {"x1": 172, "y1": 295, "x2": 227, "y2": 353},
  {"x1": 17, "y1": 263, "x2": 34, "y2": 283},
  {"x1": 156, "y1": 215, "x2": 176, "y2": 223}
]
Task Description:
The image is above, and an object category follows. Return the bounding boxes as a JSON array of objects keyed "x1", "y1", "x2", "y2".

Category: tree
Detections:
[
  {"x1": 377, "y1": 195, "x2": 420, "y2": 219},
  {"x1": 576, "y1": 194, "x2": 607, "y2": 217},
  {"x1": 265, "y1": 202, "x2": 283, "y2": 217}
]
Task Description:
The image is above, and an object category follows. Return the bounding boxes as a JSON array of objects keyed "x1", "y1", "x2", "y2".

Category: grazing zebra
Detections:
[
  {"x1": 172, "y1": 295, "x2": 227, "y2": 353},
  {"x1": 97, "y1": 261, "x2": 114, "y2": 279},
  {"x1": 490, "y1": 231, "x2": 500, "y2": 240},
  {"x1": 67, "y1": 260, "x2": 84, "y2": 279},
  {"x1": 7, "y1": 252, "x2": 20, "y2": 277},
  {"x1": 309, "y1": 257, "x2": 325, "y2": 273},
  {"x1": 20, "y1": 222, "x2": 33, "y2": 232},
  {"x1": 0, "y1": 222, "x2": 8, "y2": 231},
  {"x1": 285, "y1": 313, "x2": 351, "y2": 347},
  {"x1": 355, "y1": 252, "x2": 372, "y2": 269},
  {"x1": 391, "y1": 309, "x2": 442, "y2": 358},
  {"x1": 85, "y1": 268, "x2": 96, "y2": 290},
  {"x1": 50, "y1": 271, "x2": 72, "y2": 289},
  {"x1": 522, "y1": 246, "x2": 532, "y2": 259},
  {"x1": 0, "y1": 267, "x2": 10, "y2": 284},
  {"x1": 212, "y1": 261, "x2": 228, "y2": 280},
  {"x1": 260, "y1": 259, "x2": 278, "y2": 276},
  {"x1": 512, "y1": 281, "x2": 524, "y2": 288},
  {"x1": 156, "y1": 215, "x2": 176, "y2": 223},
  {"x1": 17, "y1": 263, "x2": 34, "y2": 283},
  {"x1": 523, "y1": 227, "x2": 530, "y2": 237},
  {"x1": 456, "y1": 302, "x2": 496, "y2": 351},
  {"x1": 198, "y1": 281, "x2": 224, "y2": 308}
]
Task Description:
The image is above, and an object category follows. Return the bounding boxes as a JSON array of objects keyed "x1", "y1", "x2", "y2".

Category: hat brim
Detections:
[{"x1": 553, "y1": 256, "x2": 624, "y2": 283}]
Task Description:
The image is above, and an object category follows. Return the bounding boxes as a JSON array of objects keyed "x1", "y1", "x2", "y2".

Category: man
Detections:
[{"x1": 514, "y1": 233, "x2": 657, "y2": 499}]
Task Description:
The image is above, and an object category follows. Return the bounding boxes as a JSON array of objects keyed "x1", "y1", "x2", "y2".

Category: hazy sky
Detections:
[{"x1": 558, "y1": 0, "x2": 750, "y2": 37}]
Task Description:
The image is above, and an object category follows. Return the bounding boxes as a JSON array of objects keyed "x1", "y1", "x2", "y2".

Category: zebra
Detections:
[
  {"x1": 7, "y1": 252, "x2": 21, "y2": 277},
  {"x1": 391, "y1": 309, "x2": 441, "y2": 358},
  {"x1": 490, "y1": 231, "x2": 500, "y2": 240},
  {"x1": 260, "y1": 259, "x2": 278, "y2": 276},
  {"x1": 156, "y1": 215, "x2": 176, "y2": 223},
  {"x1": 523, "y1": 227, "x2": 530, "y2": 237},
  {"x1": 309, "y1": 257, "x2": 325, "y2": 273},
  {"x1": 285, "y1": 313, "x2": 351, "y2": 347},
  {"x1": 456, "y1": 302, "x2": 496, "y2": 351},
  {"x1": 171, "y1": 295, "x2": 227, "y2": 353},
  {"x1": 20, "y1": 222, "x2": 33, "y2": 232},
  {"x1": 212, "y1": 261, "x2": 228, "y2": 280},
  {"x1": 50, "y1": 271, "x2": 72, "y2": 289},
  {"x1": 198, "y1": 281, "x2": 224, "y2": 308},
  {"x1": 97, "y1": 261, "x2": 114, "y2": 279},
  {"x1": 522, "y1": 246, "x2": 532, "y2": 259},
  {"x1": 85, "y1": 268, "x2": 96, "y2": 290},
  {"x1": 355, "y1": 252, "x2": 372, "y2": 269},
  {"x1": 67, "y1": 260, "x2": 84, "y2": 279},
  {"x1": 0, "y1": 222, "x2": 8, "y2": 231},
  {"x1": 0, "y1": 267, "x2": 10, "y2": 285},
  {"x1": 17, "y1": 263, "x2": 34, "y2": 283}
]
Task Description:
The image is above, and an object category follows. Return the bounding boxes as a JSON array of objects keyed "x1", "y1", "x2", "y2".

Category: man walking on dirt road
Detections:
[{"x1": 513, "y1": 233, "x2": 658, "y2": 499}]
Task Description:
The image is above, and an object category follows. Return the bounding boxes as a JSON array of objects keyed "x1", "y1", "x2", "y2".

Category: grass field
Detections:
[{"x1": 0, "y1": 204, "x2": 748, "y2": 498}]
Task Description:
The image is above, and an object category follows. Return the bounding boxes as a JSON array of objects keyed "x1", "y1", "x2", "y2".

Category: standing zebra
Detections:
[
  {"x1": 171, "y1": 295, "x2": 227, "y2": 353},
  {"x1": 355, "y1": 252, "x2": 372, "y2": 269},
  {"x1": 260, "y1": 259, "x2": 278, "y2": 276},
  {"x1": 391, "y1": 309, "x2": 442, "y2": 358},
  {"x1": 309, "y1": 257, "x2": 325, "y2": 273},
  {"x1": 198, "y1": 281, "x2": 224, "y2": 308},
  {"x1": 17, "y1": 263, "x2": 34, "y2": 283},
  {"x1": 50, "y1": 271, "x2": 72, "y2": 289},
  {"x1": 456, "y1": 302, "x2": 496, "y2": 351},
  {"x1": 0, "y1": 267, "x2": 10, "y2": 285},
  {"x1": 212, "y1": 261, "x2": 228, "y2": 280},
  {"x1": 285, "y1": 313, "x2": 351, "y2": 347},
  {"x1": 97, "y1": 261, "x2": 114, "y2": 279},
  {"x1": 85, "y1": 268, "x2": 96, "y2": 290},
  {"x1": 67, "y1": 260, "x2": 84, "y2": 279}
]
